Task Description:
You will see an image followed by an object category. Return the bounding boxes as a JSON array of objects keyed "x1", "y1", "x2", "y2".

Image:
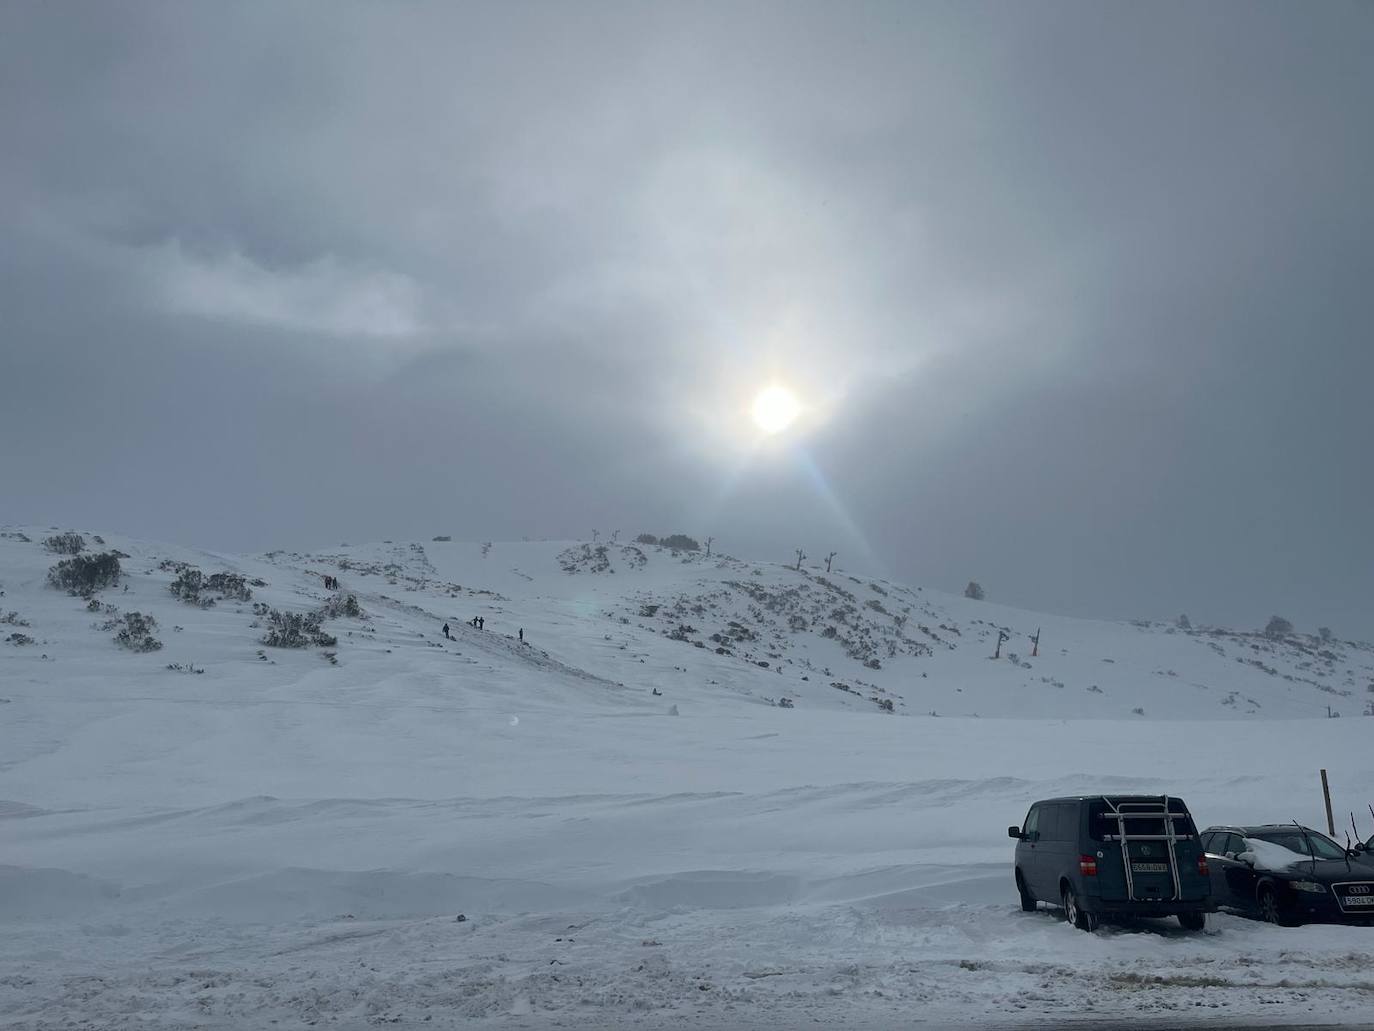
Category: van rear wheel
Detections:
[
  {"x1": 1016, "y1": 871, "x2": 1036, "y2": 912},
  {"x1": 1062, "y1": 885, "x2": 1098, "y2": 931},
  {"x1": 1178, "y1": 912, "x2": 1206, "y2": 931}
]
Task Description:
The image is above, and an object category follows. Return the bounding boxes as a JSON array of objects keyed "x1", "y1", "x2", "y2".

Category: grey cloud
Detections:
[{"x1": 2, "y1": 1, "x2": 1371, "y2": 635}]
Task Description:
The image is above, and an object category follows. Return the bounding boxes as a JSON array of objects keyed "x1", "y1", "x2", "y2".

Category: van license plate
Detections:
[{"x1": 1132, "y1": 863, "x2": 1168, "y2": 873}]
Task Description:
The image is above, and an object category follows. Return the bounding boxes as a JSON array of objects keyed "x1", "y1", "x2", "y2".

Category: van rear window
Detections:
[{"x1": 1087, "y1": 801, "x2": 1196, "y2": 841}]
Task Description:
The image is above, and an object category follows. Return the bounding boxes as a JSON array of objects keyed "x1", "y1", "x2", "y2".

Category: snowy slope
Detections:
[{"x1": 3, "y1": 526, "x2": 1374, "y2": 1029}]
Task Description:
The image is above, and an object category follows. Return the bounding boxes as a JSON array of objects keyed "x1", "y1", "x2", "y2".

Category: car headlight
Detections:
[{"x1": 1290, "y1": 880, "x2": 1328, "y2": 894}]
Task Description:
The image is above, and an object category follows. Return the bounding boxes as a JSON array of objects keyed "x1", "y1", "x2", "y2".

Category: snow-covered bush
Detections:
[
  {"x1": 1264, "y1": 615, "x2": 1294, "y2": 638},
  {"x1": 5, "y1": 632, "x2": 33, "y2": 646},
  {"x1": 659, "y1": 534, "x2": 700, "y2": 552},
  {"x1": 169, "y1": 568, "x2": 209, "y2": 605},
  {"x1": 261, "y1": 608, "x2": 337, "y2": 648},
  {"x1": 48, "y1": 552, "x2": 121, "y2": 595},
  {"x1": 169, "y1": 567, "x2": 253, "y2": 607},
  {"x1": 44, "y1": 532, "x2": 85, "y2": 555},
  {"x1": 964, "y1": 581, "x2": 985, "y2": 601},
  {"x1": 114, "y1": 612, "x2": 162, "y2": 652},
  {"x1": 206, "y1": 572, "x2": 252, "y2": 602},
  {"x1": 317, "y1": 593, "x2": 363, "y2": 619}
]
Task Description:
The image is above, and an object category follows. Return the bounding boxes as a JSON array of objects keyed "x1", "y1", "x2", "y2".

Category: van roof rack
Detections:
[{"x1": 1097, "y1": 795, "x2": 1191, "y2": 902}]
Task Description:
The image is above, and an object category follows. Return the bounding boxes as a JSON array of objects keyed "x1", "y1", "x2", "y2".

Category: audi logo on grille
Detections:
[{"x1": 1349, "y1": 885, "x2": 1371, "y2": 895}]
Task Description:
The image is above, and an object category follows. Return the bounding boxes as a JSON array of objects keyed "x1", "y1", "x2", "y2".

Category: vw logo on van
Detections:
[{"x1": 1141, "y1": 845, "x2": 1152, "y2": 856}]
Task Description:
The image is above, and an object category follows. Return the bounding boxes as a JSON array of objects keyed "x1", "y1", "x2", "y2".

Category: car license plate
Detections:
[
  {"x1": 1342, "y1": 895, "x2": 1374, "y2": 906},
  {"x1": 1132, "y1": 863, "x2": 1168, "y2": 873}
]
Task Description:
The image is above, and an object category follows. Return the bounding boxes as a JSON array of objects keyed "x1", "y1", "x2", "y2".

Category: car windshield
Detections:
[{"x1": 1249, "y1": 830, "x2": 1348, "y2": 860}]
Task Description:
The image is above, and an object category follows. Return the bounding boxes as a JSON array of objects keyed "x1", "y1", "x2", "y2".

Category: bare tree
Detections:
[
  {"x1": 591, "y1": 529, "x2": 599, "y2": 543},
  {"x1": 794, "y1": 548, "x2": 806, "y2": 571},
  {"x1": 993, "y1": 629, "x2": 1009, "y2": 659},
  {"x1": 825, "y1": 551, "x2": 837, "y2": 573},
  {"x1": 704, "y1": 536, "x2": 714, "y2": 557},
  {"x1": 610, "y1": 529, "x2": 620, "y2": 544}
]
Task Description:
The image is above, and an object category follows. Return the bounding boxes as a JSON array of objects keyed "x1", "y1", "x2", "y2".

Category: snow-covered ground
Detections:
[{"x1": 3, "y1": 527, "x2": 1373, "y2": 1029}]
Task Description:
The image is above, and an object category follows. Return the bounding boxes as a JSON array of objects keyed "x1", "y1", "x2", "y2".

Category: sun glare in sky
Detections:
[{"x1": 750, "y1": 384, "x2": 802, "y2": 435}]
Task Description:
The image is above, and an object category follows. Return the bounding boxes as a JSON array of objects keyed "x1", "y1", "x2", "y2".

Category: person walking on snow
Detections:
[
  {"x1": 478, "y1": 616, "x2": 484, "y2": 630},
  {"x1": 442, "y1": 622, "x2": 450, "y2": 640},
  {"x1": 518, "y1": 627, "x2": 523, "y2": 643}
]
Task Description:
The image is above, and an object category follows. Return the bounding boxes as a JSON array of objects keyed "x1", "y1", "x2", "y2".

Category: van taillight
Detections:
[
  {"x1": 1079, "y1": 855, "x2": 1098, "y2": 876},
  {"x1": 1197, "y1": 854, "x2": 1209, "y2": 876}
]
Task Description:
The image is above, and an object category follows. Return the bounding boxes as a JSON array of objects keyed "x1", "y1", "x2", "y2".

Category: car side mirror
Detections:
[
  {"x1": 1223, "y1": 851, "x2": 1237, "y2": 861},
  {"x1": 1008, "y1": 826, "x2": 1024, "y2": 840},
  {"x1": 1237, "y1": 851, "x2": 1257, "y2": 867}
]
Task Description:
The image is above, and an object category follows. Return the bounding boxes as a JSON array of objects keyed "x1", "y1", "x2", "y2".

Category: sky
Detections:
[{"x1": 2, "y1": 1, "x2": 1372, "y2": 636}]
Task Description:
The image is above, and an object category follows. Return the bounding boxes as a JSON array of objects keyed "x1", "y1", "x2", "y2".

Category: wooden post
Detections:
[{"x1": 1321, "y1": 769, "x2": 1335, "y2": 836}]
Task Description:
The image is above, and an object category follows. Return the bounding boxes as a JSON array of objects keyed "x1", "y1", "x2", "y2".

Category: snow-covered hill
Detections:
[
  {"x1": 3, "y1": 526, "x2": 1374, "y2": 1029},
  {"x1": 5, "y1": 527, "x2": 1368, "y2": 727}
]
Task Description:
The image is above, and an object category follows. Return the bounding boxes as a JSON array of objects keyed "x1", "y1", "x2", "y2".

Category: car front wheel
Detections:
[{"x1": 1063, "y1": 885, "x2": 1098, "y2": 932}]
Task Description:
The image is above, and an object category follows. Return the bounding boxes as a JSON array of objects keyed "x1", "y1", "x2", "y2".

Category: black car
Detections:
[
  {"x1": 1201, "y1": 825, "x2": 1374, "y2": 926},
  {"x1": 1010, "y1": 795, "x2": 1212, "y2": 931}
]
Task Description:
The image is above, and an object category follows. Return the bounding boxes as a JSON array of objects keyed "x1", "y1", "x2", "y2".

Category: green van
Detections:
[{"x1": 1009, "y1": 795, "x2": 1214, "y2": 931}]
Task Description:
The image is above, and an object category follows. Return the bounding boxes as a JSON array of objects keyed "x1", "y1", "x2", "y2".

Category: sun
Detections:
[{"x1": 750, "y1": 384, "x2": 801, "y2": 435}]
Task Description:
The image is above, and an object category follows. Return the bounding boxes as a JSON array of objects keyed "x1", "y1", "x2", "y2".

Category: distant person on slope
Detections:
[
  {"x1": 518, "y1": 627, "x2": 523, "y2": 643},
  {"x1": 442, "y1": 623, "x2": 450, "y2": 640}
]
